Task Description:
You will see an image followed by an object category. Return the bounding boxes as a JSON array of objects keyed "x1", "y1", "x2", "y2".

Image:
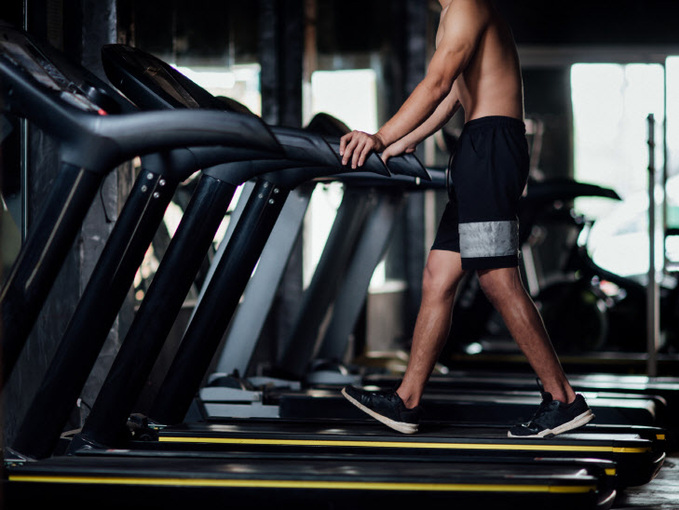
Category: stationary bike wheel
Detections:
[{"x1": 535, "y1": 279, "x2": 608, "y2": 353}]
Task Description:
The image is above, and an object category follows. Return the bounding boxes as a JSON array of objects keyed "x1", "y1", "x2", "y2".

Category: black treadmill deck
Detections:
[
  {"x1": 149, "y1": 419, "x2": 665, "y2": 488},
  {"x1": 271, "y1": 387, "x2": 663, "y2": 427},
  {"x1": 6, "y1": 449, "x2": 614, "y2": 510}
]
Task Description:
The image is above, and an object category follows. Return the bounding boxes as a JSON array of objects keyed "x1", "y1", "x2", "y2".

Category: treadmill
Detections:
[
  {"x1": 6, "y1": 35, "x2": 393, "y2": 461},
  {"x1": 196, "y1": 167, "x2": 666, "y2": 433},
  {"x1": 80, "y1": 43, "x2": 666, "y2": 488},
  {"x1": 57, "y1": 43, "x2": 422, "y2": 453},
  {"x1": 0, "y1": 20, "x2": 282, "y2": 387},
  {"x1": 363, "y1": 371, "x2": 679, "y2": 428},
  {"x1": 95, "y1": 44, "x2": 669, "y2": 480},
  {"x1": 6, "y1": 450, "x2": 618, "y2": 510},
  {"x1": 0, "y1": 37, "x2": 653, "y2": 510},
  {"x1": 271, "y1": 174, "x2": 664, "y2": 428}
]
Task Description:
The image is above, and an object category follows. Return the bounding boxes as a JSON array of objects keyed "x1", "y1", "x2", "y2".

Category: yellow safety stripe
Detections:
[
  {"x1": 158, "y1": 436, "x2": 650, "y2": 454},
  {"x1": 8, "y1": 475, "x2": 596, "y2": 493}
]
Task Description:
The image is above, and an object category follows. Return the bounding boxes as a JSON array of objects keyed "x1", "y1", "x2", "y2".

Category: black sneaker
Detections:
[
  {"x1": 341, "y1": 386, "x2": 421, "y2": 434},
  {"x1": 508, "y1": 393, "x2": 594, "y2": 438}
]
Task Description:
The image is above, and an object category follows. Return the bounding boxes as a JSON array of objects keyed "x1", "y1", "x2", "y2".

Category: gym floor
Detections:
[{"x1": 613, "y1": 452, "x2": 679, "y2": 509}]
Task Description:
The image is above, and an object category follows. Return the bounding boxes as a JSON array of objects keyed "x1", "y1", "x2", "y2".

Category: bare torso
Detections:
[{"x1": 438, "y1": 0, "x2": 524, "y2": 122}]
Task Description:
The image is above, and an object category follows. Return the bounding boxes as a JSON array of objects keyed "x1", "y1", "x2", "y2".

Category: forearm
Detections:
[
  {"x1": 375, "y1": 77, "x2": 452, "y2": 147},
  {"x1": 395, "y1": 92, "x2": 461, "y2": 148}
]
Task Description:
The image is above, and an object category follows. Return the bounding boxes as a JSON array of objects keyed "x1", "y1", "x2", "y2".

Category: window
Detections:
[
  {"x1": 303, "y1": 69, "x2": 379, "y2": 286},
  {"x1": 571, "y1": 62, "x2": 669, "y2": 276}
]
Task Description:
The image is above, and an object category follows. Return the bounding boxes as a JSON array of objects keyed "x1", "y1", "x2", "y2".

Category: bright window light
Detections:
[
  {"x1": 308, "y1": 69, "x2": 378, "y2": 132},
  {"x1": 304, "y1": 69, "x2": 380, "y2": 287},
  {"x1": 571, "y1": 62, "x2": 667, "y2": 276},
  {"x1": 174, "y1": 64, "x2": 262, "y2": 116},
  {"x1": 571, "y1": 63, "x2": 665, "y2": 218}
]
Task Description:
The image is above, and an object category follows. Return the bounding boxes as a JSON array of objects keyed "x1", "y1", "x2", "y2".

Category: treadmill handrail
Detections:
[
  {"x1": 269, "y1": 126, "x2": 342, "y2": 168},
  {"x1": 99, "y1": 43, "x2": 397, "y2": 181},
  {"x1": 91, "y1": 109, "x2": 282, "y2": 166},
  {"x1": 318, "y1": 168, "x2": 445, "y2": 189},
  {"x1": 385, "y1": 152, "x2": 431, "y2": 180},
  {"x1": 0, "y1": 55, "x2": 283, "y2": 170},
  {"x1": 100, "y1": 44, "x2": 396, "y2": 179},
  {"x1": 321, "y1": 136, "x2": 390, "y2": 176}
]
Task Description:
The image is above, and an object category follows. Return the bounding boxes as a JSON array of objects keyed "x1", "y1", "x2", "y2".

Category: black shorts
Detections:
[{"x1": 431, "y1": 116, "x2": 529, "y2": 271}]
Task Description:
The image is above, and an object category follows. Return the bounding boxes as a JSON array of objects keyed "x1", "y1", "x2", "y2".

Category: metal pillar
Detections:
[
  {"x1": 646, "y1": 114, "x2": 660, "y2": 377},
  {"x1": 259, "y1": 0, "x2": 306, "y2": 349}
]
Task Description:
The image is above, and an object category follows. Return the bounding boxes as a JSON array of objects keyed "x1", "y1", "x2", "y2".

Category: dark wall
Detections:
[
  {"x1": 116, "y1": 0, "x2": 259, "y2": 64},
  {"x1": 523, "y1": 68, "x2": 573, "y2": 179},
  {"x1": 498, "y1": 0, "x2": 679, "y2": 46},
  {"x1": 115, "y1": 0, "x2": 678, "y2": 54},
  {"x1": 0, "y1": 2, "x2": 23, "y2": 27}
]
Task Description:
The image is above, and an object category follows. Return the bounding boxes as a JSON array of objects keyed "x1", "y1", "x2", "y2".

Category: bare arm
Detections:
[
  {"x1": 340, "y1": 0, "x2": 489, "y2": 168},
  {"x1": 382, "y1": 90, "x2": 461, "y2": 162}
]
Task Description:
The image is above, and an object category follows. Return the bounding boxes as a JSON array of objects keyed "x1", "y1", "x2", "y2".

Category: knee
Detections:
[
  {"x1": 478, "y1": 277, "x2": 502, "y2": 307},
  {"x1": 477, "y1": 268, "x2": 524, "y2": 306}
]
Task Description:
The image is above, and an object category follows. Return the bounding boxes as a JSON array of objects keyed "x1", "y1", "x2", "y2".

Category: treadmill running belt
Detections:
[
  {"x1": 6, "y1": 451, "x2": 613, "y2": 510},
  {"x1": 150, "y1": 420, "x2": 665, "y2": 488}
]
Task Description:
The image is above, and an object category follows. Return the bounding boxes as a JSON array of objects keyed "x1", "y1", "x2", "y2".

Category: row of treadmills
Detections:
[{"x1": 1, "y1": 20, "x2": 677, "y2": 510}]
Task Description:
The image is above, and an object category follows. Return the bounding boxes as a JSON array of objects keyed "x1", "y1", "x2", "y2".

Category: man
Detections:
[{"x1": 339, "y1": 0, "x2": 593, "y2": 438}]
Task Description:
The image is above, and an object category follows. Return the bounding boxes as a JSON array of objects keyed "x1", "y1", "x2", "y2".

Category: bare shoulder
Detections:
[
  {"x1": 445, "y1": 0, "x2": 493, "y2": 24},
  {"x1": 441, "y1": 0, "x2": 493, "y2": 44}
]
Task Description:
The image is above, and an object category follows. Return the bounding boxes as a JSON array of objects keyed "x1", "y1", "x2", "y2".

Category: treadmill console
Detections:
[{"x1": 0, "y1": 22, "x2": 124, "y2": 115}]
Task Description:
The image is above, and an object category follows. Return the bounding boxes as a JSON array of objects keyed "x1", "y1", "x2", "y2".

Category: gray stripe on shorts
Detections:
[{"x1": 459, "y1": 220, "x2": 519, "y2": 258}]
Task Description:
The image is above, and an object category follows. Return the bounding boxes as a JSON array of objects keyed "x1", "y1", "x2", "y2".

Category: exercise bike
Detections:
[{"x1": 444, "y1": 172, "x2": 679, "y2": 359}]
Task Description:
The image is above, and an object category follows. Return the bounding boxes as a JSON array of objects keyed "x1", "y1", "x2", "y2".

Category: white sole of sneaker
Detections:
[
  {"x1": 507, "y1": 409, "x2": 595, "y2": 438},
  {"x1": 341, "y1": 388, "x2": 418, "y2": 434}
]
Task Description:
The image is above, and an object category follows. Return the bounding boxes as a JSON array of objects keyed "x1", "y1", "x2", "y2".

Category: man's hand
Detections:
[
  {"x1": 339, "y1": 130, "x2": 387, "y2": 169},
  {"x1": 381, "y1": 138, "x2": 416, "y2": 164}
]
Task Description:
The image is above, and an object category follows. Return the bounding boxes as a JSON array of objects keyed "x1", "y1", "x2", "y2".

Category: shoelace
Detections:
[{"x1": 526, "y1": 378, "x2": 559, "y2": 425}]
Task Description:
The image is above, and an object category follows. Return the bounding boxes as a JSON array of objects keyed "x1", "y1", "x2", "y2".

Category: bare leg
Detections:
[
  {"x1": 477, "y1": 266, "x2": 576, "y2": 404},
  {"x1": 396, "y1": 250, "x2": 465, "y2": 408}
]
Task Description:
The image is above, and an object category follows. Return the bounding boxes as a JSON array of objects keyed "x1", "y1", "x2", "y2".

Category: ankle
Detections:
[
  {"x1": 396, "y1": 387, "x2": 421, "y2": 409},
  {"x1": 545, "y1": 386, "x2": 576, "y2": 405}
]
